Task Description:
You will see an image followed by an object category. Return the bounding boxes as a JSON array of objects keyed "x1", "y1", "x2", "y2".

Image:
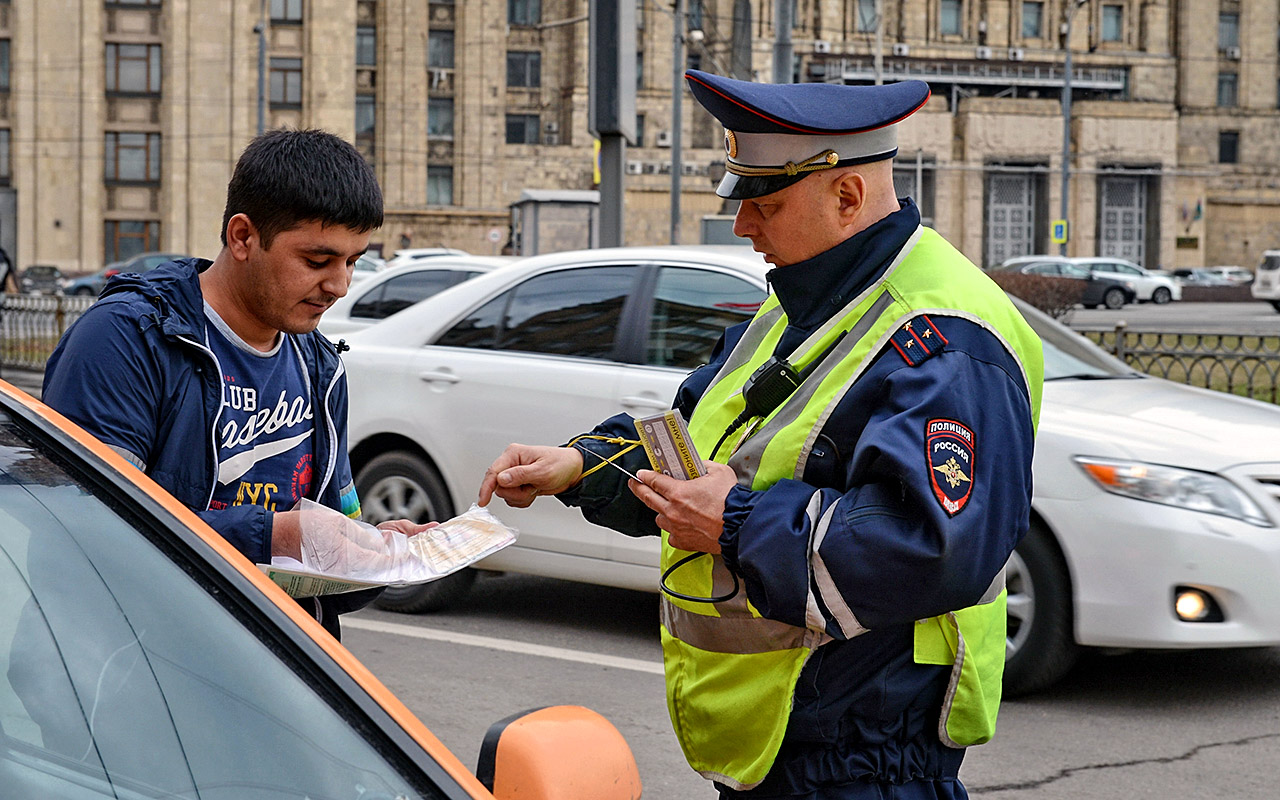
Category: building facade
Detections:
[{"x1": 0, "y1": 0, "x2": 1277, "y2": 273}]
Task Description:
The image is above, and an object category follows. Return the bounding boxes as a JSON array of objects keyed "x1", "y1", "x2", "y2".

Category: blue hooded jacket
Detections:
[{"x1": 42, "y1": 258, "x2": 377, "y2": 635}]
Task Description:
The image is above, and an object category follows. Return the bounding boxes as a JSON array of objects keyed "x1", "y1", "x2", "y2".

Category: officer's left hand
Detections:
[{"x1": 628, "y1": 462, "x2": 739, "y2": 554}]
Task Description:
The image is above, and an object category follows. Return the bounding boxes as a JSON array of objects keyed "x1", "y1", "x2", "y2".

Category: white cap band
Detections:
[{"x1": 728, "y1": 127, "x2": 898, "y2": 168}]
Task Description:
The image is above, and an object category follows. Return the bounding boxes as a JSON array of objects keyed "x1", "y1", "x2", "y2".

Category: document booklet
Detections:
[{"x1": 634, "y1": 409, "x2": 706, "y2": 480}]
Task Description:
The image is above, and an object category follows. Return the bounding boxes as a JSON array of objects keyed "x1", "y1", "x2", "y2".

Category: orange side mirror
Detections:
[{"x1": 477, "y1": 705, "x2": 643, "y2": 800}]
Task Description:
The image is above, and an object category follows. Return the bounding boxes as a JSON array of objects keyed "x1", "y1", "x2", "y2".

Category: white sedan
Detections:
[
  {"x1": 321, "y1": 255, "x2": 511, "y2": 337},
  {"x1": 342, "y1": 246, "x2": 1280, "y2": 695},
  {"x1": 1002, "y1": 255, "x2": 1182, "y2": 304}
]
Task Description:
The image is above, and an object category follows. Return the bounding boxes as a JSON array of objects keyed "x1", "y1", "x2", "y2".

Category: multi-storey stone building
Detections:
[{"x1": 0, "y1": 0, "x2": 1276, "y2": 273}]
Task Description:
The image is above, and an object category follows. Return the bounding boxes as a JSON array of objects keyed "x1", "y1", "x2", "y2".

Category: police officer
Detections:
[{"x1": 479, "y1": 71, "x2": 1042, "y2": 799}]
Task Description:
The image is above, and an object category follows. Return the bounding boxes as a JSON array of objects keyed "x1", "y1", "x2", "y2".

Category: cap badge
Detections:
[{"x1": 724, "y1": 130, "x2": 738, "y2": 159}]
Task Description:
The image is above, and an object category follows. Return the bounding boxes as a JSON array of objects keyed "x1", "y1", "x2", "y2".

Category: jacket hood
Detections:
[{"x1": 100, "y1": 257, "x2": 212, "y2": 340}]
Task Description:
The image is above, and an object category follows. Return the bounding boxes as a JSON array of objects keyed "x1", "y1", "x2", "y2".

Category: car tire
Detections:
[
  {"x1": 1271, "y1": 301, "x2": 1280, "y2": 313},
  {"x1": 73, "y1": 287, "x2": 95, "y2": 297},
  {"x1": 355, "y1": 451, "x2": 477, "y2": 613},
  {"x1": 1103, "y1": 287, "x2": 1127, "y2": 310},
  {"x1": 1151, "y1": 287, "x2": 1172, "y2": 305},
  {"x1": 1003, "y1": 520, "x2": 1079, "y2": 697}
]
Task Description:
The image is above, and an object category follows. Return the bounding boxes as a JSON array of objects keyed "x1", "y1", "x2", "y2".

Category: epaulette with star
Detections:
[{"x1": 889, "y1": 315, "x2": 947, "y2": 367}]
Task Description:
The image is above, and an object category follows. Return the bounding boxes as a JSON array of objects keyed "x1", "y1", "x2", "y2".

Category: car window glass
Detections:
[
  {"x1": 499, "y1": 266, "x2": 636, "y2": 359},
  {"x1": 435, "y1": 292, "x2": 506, "y2": 349},
  {"x1": 0, "y1": 418, "x2": 441, "y2": 799},
  {"x1": 648, "y1": 267, "x2": 764, "y2": 368},
  {"x1": 376, "y1": 271, "x2": 467, "y2": 319},
  {"x1": 349, "y1": 283, "x2": 388, "y2": 318}
]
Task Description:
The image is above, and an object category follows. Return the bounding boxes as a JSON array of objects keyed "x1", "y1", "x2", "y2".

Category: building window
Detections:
[
  {"x1": 0, "y1": 40, "x2": 9, "y2": 92},
  {"x1": 635, "y1": 113, "x2": 645, "y2": 146},
  {"x1": 0, "y1": 129, "x2": 10, "y2": 185},
  {"x1": 687, "y1": 52, "x2": 702, "y2": 71},
  {"x1": 1101, "y1": 4, "x2": 1123, "y2": 42},
  {"x1": 505, "y1": 114, "x2": 540, "y2": 144},
  {"x1": 355, "y1": 95, "x2": 375, "y2": 142},
  {"x1": 1217, "y1": 72, "x2": 1238, "y2": 107},
  {"x1": 270, "y1": 0, "x2": 303, "y2": 23},
  {"x1": 894, "y1": 162, "x2": 936, "y2": 227},
  {"x1": 1219, "y1": 130, "x2": 1239, "y2": 164},
  {"x1": 428, "y1": 97, "x2": 454, "y2": 139},
  {"x1": 1219, "y1": 13, "x2": 1239, "y2": 50},
  {"x1": 105, "y1": 132, "x2": 161, "y2": 183},
  {"x1": 427, "y1": 165, "x2": 453, "y2": 205},
  {"x1": 105, "y1": 43, "x2": 162, "y2": 94},
  {"x1": 688, "y1": 0, "x2": 704, "y2": 30},
  {"x1": 1022, "y1": 1, "x2": 1043, "y2": 39},
  {"x1": 104, "y1": 220, "x2": 161, "y2": 264},
  {"x1": 856, "y1": 0, "x2": 876, "y2": 33},
  {"x1": 110, "y1": 0, "x2": 162, "y2": 5},
  {"x1": 507, "y1": 51, "x2": 541, "y2": 88},
  {"x1": 939, "y1": 0, "x2": 962, "y2": 35},
  {"x1": 270, "y1": 58, "x2": 302, "y2": 107},
  {"x1": 637, "y1": 0, "x2": 645, "y2": 29},
  {"x1": 508, "y1": 0, "x2": 540, "y2": 27},
  {"x1": 636, "y1": 51, "x2": 644, "y2": 90},
  {"x1": 428, "y1": 30, "x2": 454, "y2": 69},
  {"x1": 356, "y1": 26, "x2": 376, "y2": 66}
]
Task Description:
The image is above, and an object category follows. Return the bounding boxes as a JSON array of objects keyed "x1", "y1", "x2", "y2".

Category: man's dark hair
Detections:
[{"x1": 220, "y1": 128, "x2": 383, "y2": 248}]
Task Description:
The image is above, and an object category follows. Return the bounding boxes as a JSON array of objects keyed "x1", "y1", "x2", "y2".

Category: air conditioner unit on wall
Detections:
[
  {"x1": 1225, "y1": 46, "x2": 1242, "y2": 60},
  {"x1": 975, "y1": 46, "x2": 993, "y2": 60},
  {"x1": 813, "y1": 39, "x2": 832, "y2": 54},
  {"x1": 656, "y1": 130, "x2": 673, "y2": 147},
  {"x1": 626, "y1": 160, "x2": 644, "y2": 175},
  {"x1": 1008, "y1": 47, "x2": 1025, "y2": 61},
  {"x1": 892, "y1": 42, "x2": 910, "y2": 57}
]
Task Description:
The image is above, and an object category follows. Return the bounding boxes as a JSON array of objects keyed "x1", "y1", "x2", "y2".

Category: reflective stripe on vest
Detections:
[{"x1": 659, "y1": 226, "x2": 1043, "y2": 790}]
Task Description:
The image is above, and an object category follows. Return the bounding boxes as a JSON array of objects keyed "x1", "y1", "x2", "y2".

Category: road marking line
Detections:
[{"x1": 344, "y1": 616, "x2": 665, "y2": 675}]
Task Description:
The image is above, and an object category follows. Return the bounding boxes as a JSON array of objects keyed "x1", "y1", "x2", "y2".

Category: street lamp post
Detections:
[{"x1": 1059, "y1": 0, "x2": 1088, "y2": 256}]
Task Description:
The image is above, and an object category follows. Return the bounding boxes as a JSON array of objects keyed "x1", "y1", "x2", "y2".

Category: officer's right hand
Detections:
[{"x1": 478, "y1": 444, "x2": 584, "y2": 509}]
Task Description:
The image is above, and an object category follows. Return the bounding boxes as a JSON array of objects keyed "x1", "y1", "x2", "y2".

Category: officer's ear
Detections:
[
  {"x1": 224, "y1": 213, "x2": 261, "y2": 261},
  {"x1": 832, "y1": 170, "x2": 867, "y2": 226}
]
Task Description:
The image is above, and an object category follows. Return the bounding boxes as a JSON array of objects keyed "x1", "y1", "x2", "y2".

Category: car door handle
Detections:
[
  {"x1": 418, "y1": 370, "x2": 460, "y2": 384},
  {"x1": 620, "y1": 395, "x2": 671, "y2": 411}
]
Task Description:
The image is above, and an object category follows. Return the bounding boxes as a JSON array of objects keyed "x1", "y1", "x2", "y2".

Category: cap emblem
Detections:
[{"x1": 724, "y1": 130, "x2": 738, "y2": 159}]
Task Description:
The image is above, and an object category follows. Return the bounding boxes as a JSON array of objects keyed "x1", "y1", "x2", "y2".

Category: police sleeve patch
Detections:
[{"x1": 926, "y1": 418, "x2": 974, "y2": 516}]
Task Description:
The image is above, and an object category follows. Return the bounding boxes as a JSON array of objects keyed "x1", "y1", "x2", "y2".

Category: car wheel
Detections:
[
  {"x1": 1271, "y1": 301, "x2": 1280, "y2": 313},
  {"x1": 355, "y1": 451, "x2": 476, "y2": 613},
  {"x1": 73, "y1": 287, "x2": 95, "y2": 297},
  {"x1": 1003, "y1": 520, "x2": 1079, "y2": 696},
  {"x1": 1151, "y1": 287, "x2": 1172, "y2": 305},
  {"x1": 1103, "y1": 287, "x2": 1126, "y2": 309}
]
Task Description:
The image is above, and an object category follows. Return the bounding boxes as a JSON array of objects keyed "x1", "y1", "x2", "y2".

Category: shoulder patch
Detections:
[
  {"x1": 926, "y1": 418, "x2": 974, "y2": 516},
  {"x1": 889, "y1": 315, "x2": 948, "y2": 367}
]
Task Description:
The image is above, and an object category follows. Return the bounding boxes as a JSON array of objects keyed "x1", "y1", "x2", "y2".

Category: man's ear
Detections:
[
  {"x1": 224, "y1": 213, "x2": 258, "y2": 260},
  {"x1": 834, "y1": 171, "x2": 867, "y2": 227}
]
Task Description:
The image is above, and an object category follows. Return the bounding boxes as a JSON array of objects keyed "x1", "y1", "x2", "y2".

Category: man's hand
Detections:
[
  {"x1": 478, "y1": 444, "x2": 584, "y2": 508},
  {"x1": 270, "y1": 510, "x2": 304, "y2": 560},
  {"x1": 627, "y1": 462, "x2": 739, "y2": 554},
  {"x1": 376, "y1": 519, "x2": 439, "y2": 536}
]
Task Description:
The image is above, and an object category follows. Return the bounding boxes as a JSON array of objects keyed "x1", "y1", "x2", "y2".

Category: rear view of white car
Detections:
[{"x1": 1251, "y1": 250, "x2": 1280, "y2": 311}]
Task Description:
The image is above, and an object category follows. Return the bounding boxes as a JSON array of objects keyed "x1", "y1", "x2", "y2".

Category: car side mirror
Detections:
[{"x1": 477, "y1": 705, "x2": 643, "y2": 799}]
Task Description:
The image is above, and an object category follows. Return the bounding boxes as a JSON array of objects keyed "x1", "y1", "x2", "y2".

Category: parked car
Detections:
[
  {"x1": 1202, "y1": 265, "x2": 1254, "y2": 284},
  {"x1": 321, "y1": 255, "x2": 513, "y2": 337},
  {"x1": 343, "y1": 247, "x2": 1280, "y2": 695},
  {"x1": 994, "y1": 259, "x2": 1137, "y2": 309},
  {"x1": 1170, "y1": 267, "x2": 1236, "y2": 287},
  {"x1": 0, "y1": 379, "x2": 641, "y2": 798},
  {"x1": 350, "y1": 251, "x2": 387, "y2": 283},
  {"x1": 1000, "y1": 255, "x2": 1179, "y2": 304},
  {"x1": 1250, "y1": 250, "x2": 1280, "y2": 311},
  {"x1": 17, "y1": 264, "x2": 65, "y2": 295},
  {"x1": 384, "y1": 247, "x2": 471, "y2": 270},
  {"x1": 63, "y1": 251, "x2": 188, "y2": 297}
]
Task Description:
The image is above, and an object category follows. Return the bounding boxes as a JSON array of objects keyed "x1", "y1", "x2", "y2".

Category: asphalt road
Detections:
[
  {"x1": 343, "y1": 574, "x2": 1280, "y2": 799},
  {"x1": 1067, "y1": 300, "x2": 1279, "y2": 333}
]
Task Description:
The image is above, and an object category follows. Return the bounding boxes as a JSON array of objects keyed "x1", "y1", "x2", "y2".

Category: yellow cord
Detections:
[{"x1": 566, "y1": 434, "x2": 643, "y2": 479}]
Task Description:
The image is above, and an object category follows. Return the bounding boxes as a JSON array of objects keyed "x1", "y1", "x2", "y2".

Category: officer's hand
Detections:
[
  {"x1": 479, "y1": 444, "x2": 584, "y2": 509},
  {"x1": 628, "y1": 462, "x2": 739, "y2": 554}
]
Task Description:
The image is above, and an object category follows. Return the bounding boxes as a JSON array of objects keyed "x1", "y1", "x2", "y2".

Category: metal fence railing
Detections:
[
  {"x1": 1078, "y1": 322, "x2": 1280, "y2": 404},
  {"x1": 1, "y1": 294, "x2": 95, "y2": 370}
]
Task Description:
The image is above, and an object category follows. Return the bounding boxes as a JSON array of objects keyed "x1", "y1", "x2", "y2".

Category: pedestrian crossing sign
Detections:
[{"x1": 1051, "y1": 220, "x2": 1068, "y2": 244}]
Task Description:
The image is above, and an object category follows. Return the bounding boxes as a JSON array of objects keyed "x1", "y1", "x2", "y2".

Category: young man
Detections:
[
  {"x1": 44, "y1": 129, "x2": 404, "y2": 638},
  {"x1": 480, "y1": 72, "x2": 1043, "y2": 798}
]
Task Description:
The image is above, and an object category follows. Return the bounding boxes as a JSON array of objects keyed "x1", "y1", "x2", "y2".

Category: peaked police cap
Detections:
[{"x1": 685, "y1": 70, "x2": 931, "y2": 200}]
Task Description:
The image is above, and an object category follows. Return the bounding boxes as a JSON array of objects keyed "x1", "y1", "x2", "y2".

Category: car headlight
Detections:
[{"x1": 1075, "y1": 457, "x2": 1272, "y2": 527}]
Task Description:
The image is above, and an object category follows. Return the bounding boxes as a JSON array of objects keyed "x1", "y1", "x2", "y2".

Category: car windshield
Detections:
[
  {"x1": 0, "y1": 411, "x2": 440, "y2": 799},
  {"x1": 1008, "y1": 296, "x2": 1138, "y2": 380}
]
